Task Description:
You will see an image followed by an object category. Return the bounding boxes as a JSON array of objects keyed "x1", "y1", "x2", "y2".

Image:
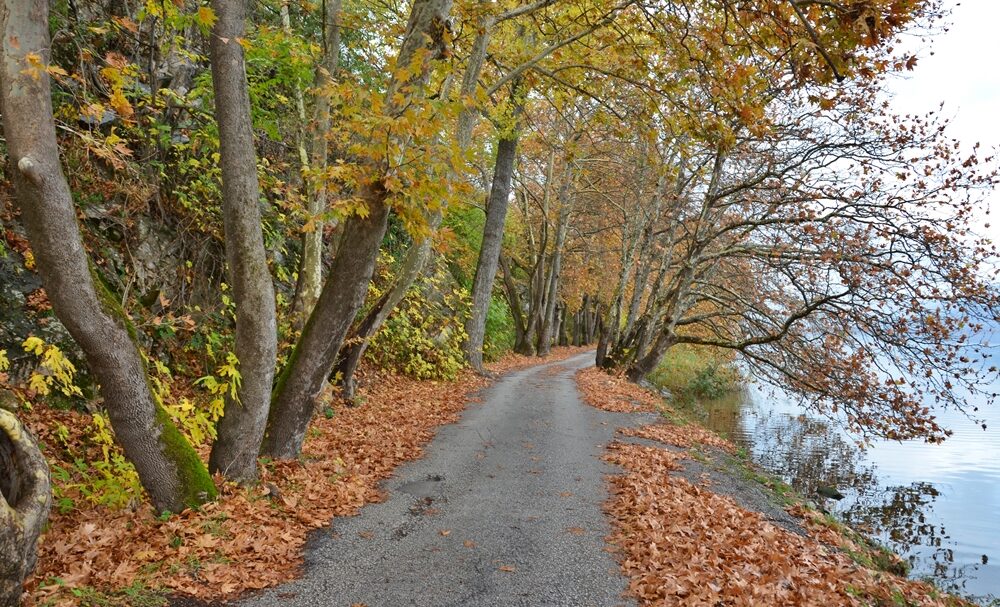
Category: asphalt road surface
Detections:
[{"x1": 240, "y1": 352, "x2": 657, "y2": 607}]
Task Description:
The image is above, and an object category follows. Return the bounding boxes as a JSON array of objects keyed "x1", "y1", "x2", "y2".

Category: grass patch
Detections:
[
  {"x1": 647, "y1": 344, "x2": 740, "y2": 402},
  {"x1": 44, "y1": 582, "x2": 167, "y2": 607}
]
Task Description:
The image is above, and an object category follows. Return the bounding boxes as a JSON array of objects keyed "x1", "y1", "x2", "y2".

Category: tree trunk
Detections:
[
  {"x1": 627, "y1": 330, "x2": 677, "y2": 382},
  {"x1": 263, "y1": 0, "x2": 453, "y2": 459},
  {"x1": 557, "y1": 303, "x2": 570, "y2": 347},
  {"x1": 499, "y1": 254, "x2": 529, "y2": 353},
  {"x1": 291, "y1": 0, "x2": 342, "y2": 326},
  {"x1": 207, "y1": 0, "x2": 279, "y2": 482},
  {"x1": 536, "y1": 193, "x2": 571, "y2": 356},
  {"x1": 0, "y1": 0, "x2": 216, "y2": 513},
  {"x1": 335, "y1": 221, "x2": 437, "y2": 398},
  {"x1": 0, "y1": 410, "x2": 50, "y2": 607},
  {"x1": 333, "y1": 6, "x2": 487, "y2": 394},
  {"x1": 464, "y1": 122, "x2": 521, "y2": 371},
  {"x1": 262, "y1": 188, "x2": 390, "y2": 458}
]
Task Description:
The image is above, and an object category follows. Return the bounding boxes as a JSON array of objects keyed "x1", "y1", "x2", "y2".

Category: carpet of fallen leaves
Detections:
[
  {"x1": 577, "y1": 365, "x2": 971, "y2": 606},
  {"x1": 604, "y1": 442, "x2": 968, "y2": 606},
  {"x1": 23, "y1": 346, "x2": 591, "y2": 606},
  {"x1": 574, "y1": 366, "x2": 662, "y2": 412}
]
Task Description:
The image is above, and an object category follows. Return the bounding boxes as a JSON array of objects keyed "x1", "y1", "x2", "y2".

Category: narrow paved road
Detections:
[{"x1": 241, "y1": 353, "x2": 657, "y2": 607}]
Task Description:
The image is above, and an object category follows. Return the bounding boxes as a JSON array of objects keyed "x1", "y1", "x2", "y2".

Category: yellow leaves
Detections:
[
  {"x1": 0, "y1": 349, "x2": 8, "y2": 373},
  {"x1": 196, "y1": 5, "x2": 218, "y2": 30},
  {"x1": 22, "y1": 335, "x2": 46, "y2": 356},
  {"x1": 22, "y1": 336, "x2": 83, "y2": 398},
  {"x1": 108, "y1": 90, "x2": 134, "y2": 119},
  {"x1": 21, "y1": 52, "x2": 45, "y2": 80}
]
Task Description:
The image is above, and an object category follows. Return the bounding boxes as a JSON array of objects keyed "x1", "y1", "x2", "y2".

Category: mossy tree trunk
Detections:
[
  {"x1": 207, "y1": 0, "x2": 278, "y2": 483},
  {"x1": 262, "y1": 0, "x2": 454, "y2": 459},
  {"x1": 0, "y1": 0, "x2": 216, "y2": 513},
  {"x1": 0, "y1": 409, "x2": 50, "y2": 607}
]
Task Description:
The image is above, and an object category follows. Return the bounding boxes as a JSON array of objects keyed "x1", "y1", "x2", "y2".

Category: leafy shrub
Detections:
[
  {"x1": 483, "y1": 295, "x2": 515, "y2": 362},
  {"x1": 648, "y1": 344, "x2": 739, "y2": 401},
  {"x1": 367, "y1": 262, "x2": 470, "y2": 380}
]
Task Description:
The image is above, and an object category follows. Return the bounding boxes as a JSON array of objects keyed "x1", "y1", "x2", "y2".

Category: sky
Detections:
[{"x1": 886, "y1": 1, "x2": 1000, "y2": 243}]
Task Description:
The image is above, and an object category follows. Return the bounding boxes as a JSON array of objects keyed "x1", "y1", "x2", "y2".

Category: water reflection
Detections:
[{"x1": 683, "y1": 386, "x2": 1000, "y2": 606}]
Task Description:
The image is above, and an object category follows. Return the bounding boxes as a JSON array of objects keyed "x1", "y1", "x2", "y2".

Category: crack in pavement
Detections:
[{"x1": 238, "y1": 353, "x2": 659, "y2": 607}]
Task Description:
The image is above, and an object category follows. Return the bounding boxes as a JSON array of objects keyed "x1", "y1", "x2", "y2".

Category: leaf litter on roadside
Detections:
[
  {"x1": 577, "y1": 366, "x2": 972, "y2": 606},
  {"x1": 25, "y1": 346, "x2": 592, "y2": 606}
]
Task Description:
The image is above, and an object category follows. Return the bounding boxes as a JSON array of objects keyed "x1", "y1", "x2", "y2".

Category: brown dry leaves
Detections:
[
  {"x1": 576, "y1": 366, "x2": 734, "y2": 452},
  {"x1": 575, "y1": 367, "x2": 662, "y2": 413},
  {"x1": 579, "y1": 365, "x2": 968, "y2": 606},
  {"x1": 26, "y1": 346, "x2": 589, "y2": 605},
  {"x1": 620, "y1": 423, "x2": 735, "y2": 453},
  {"x1": 604, "y1": 442, "x2": 965, "y2": 606}
]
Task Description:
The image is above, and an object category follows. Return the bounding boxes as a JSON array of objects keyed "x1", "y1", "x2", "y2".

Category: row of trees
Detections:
[{"x1": 2, "y1": 0, "x2": 998, "y2": 600}]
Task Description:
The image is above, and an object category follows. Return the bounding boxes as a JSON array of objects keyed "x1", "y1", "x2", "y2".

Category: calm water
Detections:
[{"x1": 689, "y1": 384, "x2": 1000, "y2": 605}]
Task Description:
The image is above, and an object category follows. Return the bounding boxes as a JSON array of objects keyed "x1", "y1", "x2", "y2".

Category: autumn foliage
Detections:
[
  {"x1": 23, "y1": 348, "x2": 588, "y2": 605},
  {"x1": 578, "y1": 361, "x2": 973, "y2": 607}
]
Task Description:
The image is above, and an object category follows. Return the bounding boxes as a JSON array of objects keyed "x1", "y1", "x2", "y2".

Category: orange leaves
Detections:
[
  {"x1": 25, "y1": 346, "x2": 590, "y2": 605},
  {"x1": 620, "y1": 424, "x2": 735, "y2": 454},
  {"x1": 604, "y1": 441, "x2": 962, "y2": 607},
  {"x1": 575, "y1": 367, "x2": 662, "y2": 413}
]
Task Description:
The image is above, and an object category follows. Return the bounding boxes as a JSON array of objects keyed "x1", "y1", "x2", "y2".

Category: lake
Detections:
[{"x1": 687, "y1": 383, "x2": 1000, "y2": 605}]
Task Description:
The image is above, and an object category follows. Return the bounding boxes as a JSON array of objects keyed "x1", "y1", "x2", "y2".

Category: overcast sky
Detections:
[{"x1": 886, "y1": 1, "x2": 1000, "y2": 242}]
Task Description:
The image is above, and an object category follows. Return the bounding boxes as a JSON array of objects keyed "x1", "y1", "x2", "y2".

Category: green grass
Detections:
[
  {"x1": 42, "y1": 582, "x2": 167, "y2": 607},
  {"x1": 646, "y1": 344, "x2": 740, "y2": 402}
]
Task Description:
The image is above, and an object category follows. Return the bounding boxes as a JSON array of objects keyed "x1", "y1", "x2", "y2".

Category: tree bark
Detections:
[
  {"x1": 464, "y1": 130, "x2": 521, "y2": 371},
  {"x1": 627, "y1": 330, "x2": 677, "y2": 382},
  {"x1": 0, "y1": 0, "x2": 216, "y2": 513},
  {"x1": 206, "y1": 0, "x2": 279, "y2": 482},
  {"x1": 262, "y1": 191, "x2": 390, "y2": 458},
  {"x1": 536, "y1": 190, "x2": 571, "y2": 356},
  {"x1": 334, "y1": 0, "x2": 487, "y2": 396},
  {"x1": 499, "y1": 254, "x2": 528, "y2": 351},
  {"x1": 263, "y1": 0, "x2": 453, "y2": 458},
  {"x1": 0, "y1": 410, "x2": 50, "y2": 607},
  {"x1": 291, "y1": 0, "x2": 342, "y2": 326},
  {"x1": 335, "y1": 223, "x2": 436, "y2": 398}
]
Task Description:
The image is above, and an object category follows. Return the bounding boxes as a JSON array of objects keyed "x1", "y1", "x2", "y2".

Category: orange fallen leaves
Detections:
[
  {"x1": 620, "y1": 423, "x2": 735, "y2": 453},
  {"x1": 579, "y1": 361, "x2": 969, "y2": 605},
  {"x1": 576, "y1": 366, "x2": 734, "y2": 452},
  {"x1": 603, "y1": 442, "x2": 968, "y2": 606},
  {"x1": 25, "y1": 346, "x2": 590, "y2": 605},
  {"x1": 575, "y1": 367, "x2": 662, "y2": 413}
]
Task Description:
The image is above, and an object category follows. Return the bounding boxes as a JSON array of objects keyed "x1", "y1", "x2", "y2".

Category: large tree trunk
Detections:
[
  {"x1": 291, "y1": 0, "x2": 342, "y2": 326},
  {"x1": 0, "y1": 410, "x2": 50, "y2": 607},
  {"x1": 335, "y1": 18, "x2": 491, "y2": 394},
  {"x1": 627, "y1": 330, "x2": 677, "y2": 382},
  {"x1": 207, "y1": 0, "x2": 279, "y2": 482},
  {"x1": 0, "y1": 0, "x2": 216, "y2": 513},
  {"x1": 262, "y1": 192, "x2": 389, "y2": 458},
  {"x1": 263, "y1": 0, "x2": 453, "y2": 459},
  {"x1": 335, "y1": 222, "x2": 437, "y2": 399},
  {"x1": 465, "y1": 130, "x2": 521, "y2": 371}
]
